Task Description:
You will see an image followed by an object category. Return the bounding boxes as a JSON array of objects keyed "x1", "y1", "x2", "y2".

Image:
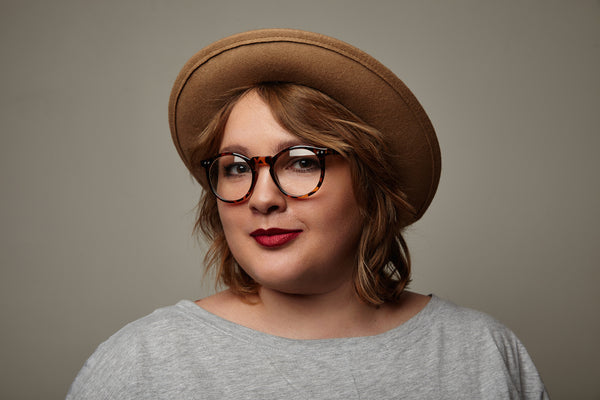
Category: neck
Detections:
[
  {"x1": 249, "y1": 282, "x2": 384, "y2": 339},
  {"x1": 196, "y1": 284, "x2": 429, "y2": 340}
]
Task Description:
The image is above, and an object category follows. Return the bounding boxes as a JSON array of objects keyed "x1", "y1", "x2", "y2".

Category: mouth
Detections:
[{"x1": 250, "y1": 228, "x2": 302, "y2": 248}]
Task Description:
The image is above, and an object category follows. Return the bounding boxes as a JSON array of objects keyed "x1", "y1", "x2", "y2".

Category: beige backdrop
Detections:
[{"x1": 1, "y1": 1, "x2": 598, "y2": 399}]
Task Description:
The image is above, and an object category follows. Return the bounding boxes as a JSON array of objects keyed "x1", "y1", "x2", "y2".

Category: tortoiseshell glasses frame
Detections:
[{"x1": 200, "y1": 145, "x2": 338, "y2": 204}]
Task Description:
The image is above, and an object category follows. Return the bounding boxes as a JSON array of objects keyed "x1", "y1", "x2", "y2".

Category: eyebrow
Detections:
[
  {"x1": 218, "y1": 144, "x2": 250, "y2": 154},
  {"x1": 219, "y1": 139, "x2": 306, "y2": 156}
]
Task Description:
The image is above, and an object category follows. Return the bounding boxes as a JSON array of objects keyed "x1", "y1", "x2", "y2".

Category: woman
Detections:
[{"x1": 68, "y1": 29, "x2": 548, "y2": 399}]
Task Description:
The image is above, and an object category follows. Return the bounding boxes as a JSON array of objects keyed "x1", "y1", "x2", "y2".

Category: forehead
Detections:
[{"x1": 219, "y1": 91, "x2": 303, "y2": 155}]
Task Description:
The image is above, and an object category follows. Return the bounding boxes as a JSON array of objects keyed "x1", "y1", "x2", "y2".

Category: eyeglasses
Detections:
[{"x1": 200, "y1": 145, "x2": 338, "y2": 203}]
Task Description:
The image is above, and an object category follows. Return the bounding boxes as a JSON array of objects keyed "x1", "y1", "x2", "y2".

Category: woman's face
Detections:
[{"x1": 216, "y1": 91, "x2": 364, "y2": 296}]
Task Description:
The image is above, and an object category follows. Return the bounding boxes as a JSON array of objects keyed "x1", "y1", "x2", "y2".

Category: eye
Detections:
[
  {"x1": 223, "y1": 162, "x2": 249, "y2": 176},
  {"x1": 279, "y1": 148, "x2": 321, "y2": 174},
  {"x1": 287, "y1": 156, "x2": 320, "y2": 172},
  {"x1": 218, "y1": 155, "x2": 251, "y2": 178}
]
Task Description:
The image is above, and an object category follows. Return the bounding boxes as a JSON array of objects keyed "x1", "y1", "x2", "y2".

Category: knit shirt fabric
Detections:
[{"x1": 67, "y1": 295, "x2": 549, "y2": 399}]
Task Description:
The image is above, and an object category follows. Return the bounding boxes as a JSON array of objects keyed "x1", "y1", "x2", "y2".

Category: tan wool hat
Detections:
[{"x1": 168, "y1": 28, "x2": 441, "y2": 224}]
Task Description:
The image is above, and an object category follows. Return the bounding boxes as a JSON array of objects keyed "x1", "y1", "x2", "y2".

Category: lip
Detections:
[{"x1": 250, "y1": 228, "x2": 302, "y2": 248}]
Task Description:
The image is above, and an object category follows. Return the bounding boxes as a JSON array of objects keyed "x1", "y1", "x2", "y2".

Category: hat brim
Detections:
[{"x1": 169, "y1": 28, "x2": 441, "y2": 224}]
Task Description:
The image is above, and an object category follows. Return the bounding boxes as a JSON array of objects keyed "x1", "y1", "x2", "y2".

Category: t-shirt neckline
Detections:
[{"x1": 174, "y1": 294, "x2": 440, "y2": 350}]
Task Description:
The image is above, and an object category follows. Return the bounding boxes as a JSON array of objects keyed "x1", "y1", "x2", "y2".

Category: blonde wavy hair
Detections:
[{"x1": 190, "y1": 82, "x2": 416, "y2": 306}]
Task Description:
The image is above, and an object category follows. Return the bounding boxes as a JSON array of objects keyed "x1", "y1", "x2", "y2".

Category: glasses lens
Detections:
[
  {"x1": 274, "y1": 148, "x2": 323, "y2": 197},
  {"x1": 208, "y1": 155, "x2": 253, "y2": 201}
]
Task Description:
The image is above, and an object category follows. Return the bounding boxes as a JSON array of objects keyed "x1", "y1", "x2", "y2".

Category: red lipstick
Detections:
[{"x1": 250, "y1": 228, "x2": 302, "y2": 248}]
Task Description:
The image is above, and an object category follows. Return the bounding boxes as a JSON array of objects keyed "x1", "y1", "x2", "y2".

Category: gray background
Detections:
[{"x1": 1, "y1": 1, "x2": 598, "y2": 399}]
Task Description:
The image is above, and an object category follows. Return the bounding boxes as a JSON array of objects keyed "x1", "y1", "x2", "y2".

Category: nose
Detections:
[{"x1": 248, "y1": 167, "x2": 287, "y2": 214}]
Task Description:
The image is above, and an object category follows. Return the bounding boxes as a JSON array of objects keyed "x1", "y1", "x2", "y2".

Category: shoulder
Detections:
[
  {"x1": 414, "y1": 296, "x2": 548, "y2": 398},
  {"x1": 422, "y1": 296, "x2": 524, "y2": 357},
  {"x1": 95, "y1": 301, "x2": 201, "y2": 353},
  {"x1": 423, "y1": 296, "x2": 507, "y2": 330},
  {"x1": 67, "y1": 301, "x2": 207, "y2": 399}
]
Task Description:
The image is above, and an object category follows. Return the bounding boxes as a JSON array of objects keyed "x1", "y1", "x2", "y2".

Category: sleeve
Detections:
[
  {"x1": 66, "y1": 326, "x2": 147, "y2": 399},
  {"x1": 490, "y1": 324, "x2": 550, "y2": 399},
  {"x1": 435, "y1": 298, "x2": 551, "y2": 399}
]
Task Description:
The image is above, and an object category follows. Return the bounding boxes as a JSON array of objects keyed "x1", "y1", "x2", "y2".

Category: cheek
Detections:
[
  {"x1": 216, "y1": 203, "x2": 244, "y2": 247},
  {"x1": 311, "y1": 181, "x2": 364, "y2": 250},
  {"x1": 325, "y1": 200, "x2": 363, "y2": 248}
]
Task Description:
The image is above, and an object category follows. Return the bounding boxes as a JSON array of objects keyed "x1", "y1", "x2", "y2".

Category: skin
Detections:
[{"x1": 196, "y1": 91, "x2": 429, "y2": 339}]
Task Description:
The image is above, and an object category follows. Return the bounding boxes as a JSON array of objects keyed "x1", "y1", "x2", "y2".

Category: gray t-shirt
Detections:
[{"x1": 67, "y1": 296, "x2": 549, "y2": 399}]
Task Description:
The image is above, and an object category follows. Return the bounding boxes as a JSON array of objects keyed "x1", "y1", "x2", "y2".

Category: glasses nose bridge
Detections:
[
  {"x1": 249, "y1": 156, "x2": 277, "y2": 178},
  {"x1": 249, "y1": 155, "x2": 279, "y2": 189},
  {"x1": 250, "y1": 155, "x2": 274, "y2": 168}
]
